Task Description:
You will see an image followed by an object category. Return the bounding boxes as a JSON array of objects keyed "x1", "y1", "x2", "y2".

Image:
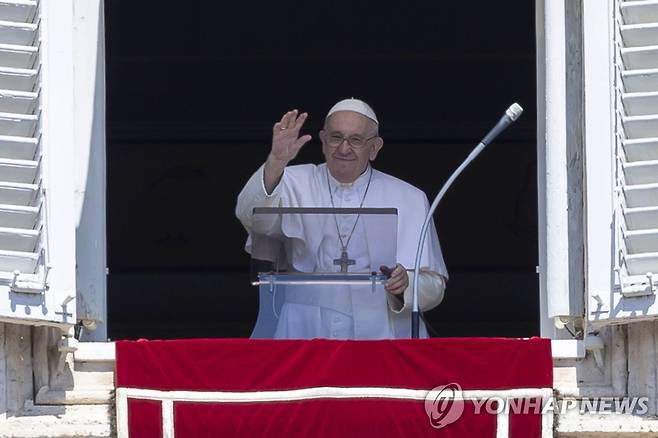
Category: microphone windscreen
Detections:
[{"x1": 506, "y1": 103, "x2": 524, "y2": 121}]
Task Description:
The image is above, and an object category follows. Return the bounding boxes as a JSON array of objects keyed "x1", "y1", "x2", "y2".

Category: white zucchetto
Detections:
[{"x1": 326, "y1": 98, "x2": 379, "y2": 125}]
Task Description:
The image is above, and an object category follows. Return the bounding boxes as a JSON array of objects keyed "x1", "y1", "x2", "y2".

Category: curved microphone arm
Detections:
[
  {"x1": 410, "y1": 103, "x2": 523, "y2": 338},
  {"x1": 410, "y1": 142, "x2": 487, "y2": 338}
]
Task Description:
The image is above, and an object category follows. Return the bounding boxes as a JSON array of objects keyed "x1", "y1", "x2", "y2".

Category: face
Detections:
[{"x1": 320, "y1": 111, "x2": 384, "y2": 183}]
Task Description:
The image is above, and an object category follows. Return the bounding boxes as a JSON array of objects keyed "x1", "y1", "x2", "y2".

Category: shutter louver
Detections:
[
  {"x1": 617, "y1": 0, "x2": 658, "y2": 295},
  {"x1": 0, "y1": 0, "x2": 45, "y2": 291}
]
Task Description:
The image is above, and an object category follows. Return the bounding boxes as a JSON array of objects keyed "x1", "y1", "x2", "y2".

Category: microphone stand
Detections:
[{"x1": 411, "y1": 103, "x2": 523, "y2": 338}]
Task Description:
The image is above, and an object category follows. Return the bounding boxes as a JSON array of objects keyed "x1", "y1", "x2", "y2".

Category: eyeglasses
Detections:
[{"x1": 326, "y1": 133, "x2": 378, "y2": 149}]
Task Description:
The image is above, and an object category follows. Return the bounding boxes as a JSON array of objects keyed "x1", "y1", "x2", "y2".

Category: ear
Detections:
[
  {"x1": 369, "y1": 137, "x2": 384, "y2": 161},
  {"x1": 319, "y1": 130, "x2": 330, "y2": 158}
]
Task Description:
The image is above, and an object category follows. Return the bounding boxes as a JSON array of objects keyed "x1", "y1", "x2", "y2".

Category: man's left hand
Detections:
[{"x1": 382, "y1": 263, "x2": 408, "y2": 297}]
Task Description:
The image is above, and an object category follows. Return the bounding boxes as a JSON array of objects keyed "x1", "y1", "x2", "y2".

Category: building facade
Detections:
[{"x1": 3, "y1": 0, "x2": 658, "y2": 436}]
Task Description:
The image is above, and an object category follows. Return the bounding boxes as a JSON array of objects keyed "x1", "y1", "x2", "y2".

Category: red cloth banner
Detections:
[{"x1": 115, "y1": 337, "x2": 552, "y2": 437}]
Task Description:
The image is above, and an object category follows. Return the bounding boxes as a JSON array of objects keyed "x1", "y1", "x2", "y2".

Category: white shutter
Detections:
[
  {"x1": 0, "y1": 1, "x2": 45, "y2": 289},
  {"x1": 616, "y1": 0, "x2": 658, "y2": 297},
  {"x1": 0, "y1": 0, "x2": 77, "y2": 326},
  {"x1": 581, "y1": 0, "x2": 658, "y2": 325}
]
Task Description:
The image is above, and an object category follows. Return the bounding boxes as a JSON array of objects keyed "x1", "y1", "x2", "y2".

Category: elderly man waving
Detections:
[{"x1": 236, "y1": 98, "x2": 448, "y2": 339}]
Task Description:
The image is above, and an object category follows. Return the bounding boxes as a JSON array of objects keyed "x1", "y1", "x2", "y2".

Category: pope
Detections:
[{"x1": 236, "y1": 98, "x2": 448, "y2": 339}]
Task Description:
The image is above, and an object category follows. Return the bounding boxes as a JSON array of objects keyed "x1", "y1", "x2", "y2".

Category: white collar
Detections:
[{"x1": 324, "y1": 163, "x2": 373, "y2": 193}]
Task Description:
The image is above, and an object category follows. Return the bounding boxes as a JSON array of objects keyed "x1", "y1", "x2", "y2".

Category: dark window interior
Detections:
[{"x1": 106, "y1": 1, "x2": 538, "y2": 339}]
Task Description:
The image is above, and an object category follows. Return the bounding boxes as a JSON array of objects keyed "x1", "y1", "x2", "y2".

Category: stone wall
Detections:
[
  {"x1": 0, "y1": 322, "x2": 114, "y2": 437},
  {"x1": 0, "y1": 322, "x2": 33, "y2": 420}
]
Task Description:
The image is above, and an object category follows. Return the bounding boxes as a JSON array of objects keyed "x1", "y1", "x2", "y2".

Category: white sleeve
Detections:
[
  {"x1": 235, "y1": 164, "x2": 284, "y2": 232},
  {"x1": 387, "y1": 269, "x2": 446, "y2": 313}
]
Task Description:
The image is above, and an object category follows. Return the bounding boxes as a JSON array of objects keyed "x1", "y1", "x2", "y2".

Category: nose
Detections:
[{"x1": 337, "y1": 138, "x2": 352, "y2": 155}]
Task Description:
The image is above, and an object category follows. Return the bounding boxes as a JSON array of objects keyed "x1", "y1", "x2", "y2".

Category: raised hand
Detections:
[
  {"x1": 264, "y1": 109, "x2": 312, "y2": 194},
  {"x1": 270, "y1": 109, "x2": 312, "y2": 164}
]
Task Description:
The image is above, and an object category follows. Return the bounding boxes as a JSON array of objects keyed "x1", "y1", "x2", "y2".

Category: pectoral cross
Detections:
[{"x1": 334, "y1": 250, "x2": 355, "y2": 273}]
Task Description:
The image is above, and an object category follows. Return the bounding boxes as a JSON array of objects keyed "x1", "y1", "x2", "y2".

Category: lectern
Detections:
[{"x1": 248, "y1": 207, "x2": 398, "y2": 338}]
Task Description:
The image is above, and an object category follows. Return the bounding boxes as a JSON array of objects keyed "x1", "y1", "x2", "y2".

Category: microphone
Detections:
[
  {"x1": 481, "y1": 103, "x2": 524, "y2": 146},
  {"x1": 411, "y1": 103, "x2": 524, "y2": 338}
]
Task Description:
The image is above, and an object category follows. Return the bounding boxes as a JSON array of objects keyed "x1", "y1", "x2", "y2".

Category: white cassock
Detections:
[{"x1": 236, "y1": 163, "x2": 448, "y2": 339}]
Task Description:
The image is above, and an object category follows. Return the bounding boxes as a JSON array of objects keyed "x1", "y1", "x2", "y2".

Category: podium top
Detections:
[
  {"x1": 253, "y1": 207, "x2": 398, "y2": 215},
  {"x1": 249, "y1": 207, "x2": 398, "y2": 280}
]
